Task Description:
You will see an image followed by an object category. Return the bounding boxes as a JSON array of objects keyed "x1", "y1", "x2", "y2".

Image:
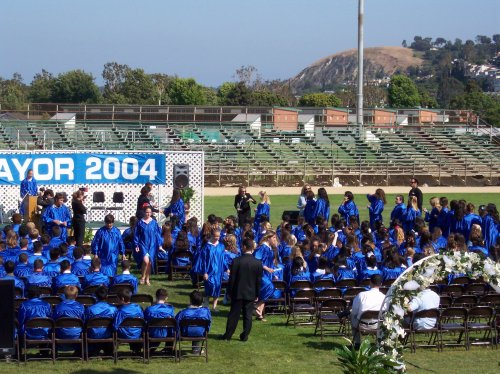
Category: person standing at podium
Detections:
[
  {"x1": 43, "y1": 193, "x2": 72, "y2": 241},
  {"x1": 19, "y1": 169, "x2": 38, "y2": 215}
]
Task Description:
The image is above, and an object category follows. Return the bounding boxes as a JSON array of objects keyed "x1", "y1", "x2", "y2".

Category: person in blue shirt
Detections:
[
  {"x1": 144, "y1": 288, "x2": 175, "y2": 349},
  {"x1": 26, "y1": 259, "x2": 52, "y2": 288},
  {"x1": 28, "y1": 241, "x2": 48, "y2": 267},
  {"x1": 359, "y1": 255, "x2": 382, "y2": 284},
  {"x1": 48, "y1": 226, "x2": 65, "y2": 250},
  {"x1": 113, "y1": 289, "x2": 145, "y2": 353},
  {"x1": 163, "y1": 188, "x2": 185, "y2": 230},
  {"x1": 134, "y1": 206, "x2": 163, "y2": 285},
  {"x1": 423, "y1": 197, "x2": 441, "y2": 235},
  {"x1": 437, "y1": 197, "x2": 450, "y2": 238},
  {"x1": 122, "y1": 216, "x2": 138, "y2": 264},
  {"x1": 333, "y1": 256, "x2": 357, "y2": 284},
  {"x1": 57, "y1": 243, "x2": 74, "y2": 265},
  {"x1": 303, "y1": 190, "x2": 317, "y2": 226},
  {"x1": 52, "y1": 286, "x2": 85, "y2": 352},
  {"x1": 468, "y1": 236, "x2": 488, "y2": 257},
  {"x1": 18, "y1": 286, "x2": 52, "y2": 340},
  {"x1": 0, "y1": 258, "x2": 6, "y2": 278},
  {"x1": 390, "y1": 195, "x2": 407, "y2": 227},
  {"x1": 403, "y1": 196, "x2": 421, "y2": 232},
  {"x1": 430, "y1": 227, "x2": 447, "y2": 253},
  {"x1": 482, "y1": 204, "x2": 499, "y2": 253},
  {"x1": 311, "y1": 256, "x2": 334, "y2": 284},
  {"x1": 366, "y1": 189, "x2": 386, "y2": 230},
  {"x1": 199, "y1": 229, "x2": 225, "y2": 311},
  {"x1": 85, "y1": 286, "x2": 118, "y2": 356},
  {"x1": 175, "y1": 290, "x2": 211, "y2": 355},
  {"x1": 314, "y1": 187, "x2": 331, "y2": 225},
  {"x1": 71, "y1": 247, "x2": 90, "y2": 276},
  {"x1": 111, "y1": 260, "x2": 139, "y2": 294},
  {"x1": 42, "y1": 193, "x2": 72, "y2": 241},
  {"x1": 92, "y1": 214, "x2": 126, "y2": 277},
  {"x1": 2, "y1": 231, "x2": 21, "y2": 263},
  {"x1": 253, "y1": 191, "x2": 271, "y2": 233},
  {"x1": 382, "y1": 250, "x2": 406, "y2": 282},
  {"x1": 43, "y1": 248, "x2": 61, "y2": 277},
  {"x1": 52, "y1": 260, "x2": 81, "y2": 294},
  {"x1": 2, "y1": 261, "x2": 25, "y2": 297},
  {"x1": 83, "y1": 258, "x2": 110, "y2": 290},
  {"x1": 463, "y1": 203, "x2": 482, "y2": 242},
  {"x1": 19, "y1": 169, "x2": 38, "y2": 215},
  {"x1": 338, "y1": 191, "x2": 359, "y2": 226},
  {"x1": 14, "y1": 252, "x2": 33, "y2": 278}
]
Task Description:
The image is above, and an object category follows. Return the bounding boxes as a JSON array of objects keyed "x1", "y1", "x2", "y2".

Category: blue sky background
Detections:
[{"x1": 1, "y1": 0, "x2": 498, "y2": 87}]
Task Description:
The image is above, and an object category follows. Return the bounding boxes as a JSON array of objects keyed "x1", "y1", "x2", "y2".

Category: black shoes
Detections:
[
  {"x1": 218, "y1": 334, "x2": 231, "y2": 341},
  {"x1": 239, "y1": 334, "x2": 248, "y2": 342}
]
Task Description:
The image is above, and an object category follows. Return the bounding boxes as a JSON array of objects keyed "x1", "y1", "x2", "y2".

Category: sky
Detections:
[{"x1": 1, "y1": 0, "x2": 499, "y2": 87}]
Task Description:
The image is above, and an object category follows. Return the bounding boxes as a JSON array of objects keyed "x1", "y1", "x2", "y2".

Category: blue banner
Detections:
[{"x1": 0, "y1": 153, "x2": 166, "y2": 185}]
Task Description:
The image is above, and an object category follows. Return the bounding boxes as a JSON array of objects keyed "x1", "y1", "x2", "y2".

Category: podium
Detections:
[{"x1": 22, "y1": 195, "x2": 38, "y2": 223}]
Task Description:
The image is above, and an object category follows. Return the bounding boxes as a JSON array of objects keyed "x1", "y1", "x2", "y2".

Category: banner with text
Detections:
[{"x1": 0, "y1": 153, "x2": 166, "y2": 185}]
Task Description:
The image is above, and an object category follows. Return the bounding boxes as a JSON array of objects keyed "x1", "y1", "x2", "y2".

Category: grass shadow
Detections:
[{"x1": 71, "y1": 369, "x2": 142, "y2": 374}]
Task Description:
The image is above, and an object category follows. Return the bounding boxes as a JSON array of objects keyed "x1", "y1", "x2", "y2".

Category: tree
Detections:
[
  {"x1": 234, "y1": 65, "x2": 262, "y2": 89},
  {"x1": 298, "y1": 92, "x2": 341, "y2": 107},
  {"x1": 437, "y1": 77, "x2": 464, "y2": 108},
  {"x1": 102, "y1": 62, "x2": 130, "y2": 101},
  {"x1": 450, "y1": 91, "x2": 500, "y2": 126},
  {"x1": 29, "y1": 69, "x2": 55, "y2": 102},
  {"x1": 150, "y1": 73, "x2": 171, "y2": 105},
  {"x1": 217, "y1": 82, "x2": 237, "y2": 104},
  {"x1": 402, "y1": 40, "x2": 407, "y2": 48},
  {"x1": 418, "y1": 87, "x2": 438, "y2": 108},
  {"x1": 167, "y1": 77, "x2": 207, "y2": 105},
  {"x1": 0, "y1": 73, "x2": 27, "y2": 110},
  {"x1": 119, "y1": 68, "x2": 155, "y2": 105},
  {"x1": 434, "y1": 37, "x2": 447, "y2": 48},
  {"x1": 250, "y1": 90, "x2": 289, "y2": 106},
  {"x1": 387, "y1": 75, "x2": 420, "y2": 108},
  {"x1": 223, "y1": 81, "x2": 252, "y2": 106},
  {"x1": 363, "y1": 86, "x2": 388, "y2": 107},
  {"x1": 51, "y1": 70, "x2": 101, "y2": 103}
]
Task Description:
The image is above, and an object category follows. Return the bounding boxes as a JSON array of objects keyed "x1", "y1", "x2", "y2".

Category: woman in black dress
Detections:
[{"x1": 71, "y1": 189, "x2": 87, "y2": 246}]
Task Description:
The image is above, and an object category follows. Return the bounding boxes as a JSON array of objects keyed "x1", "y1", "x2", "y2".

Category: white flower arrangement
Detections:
[{"x1": 377, "y1": 252, "x2": 500, "y2": 373}]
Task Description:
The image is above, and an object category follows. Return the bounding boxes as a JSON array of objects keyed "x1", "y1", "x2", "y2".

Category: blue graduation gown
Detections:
[
  {"x1": 424, "y1": 207, "x2": 440, "y2": 234},
  {"x1": 403, "y1": 207, "x2": 420, "y2": 232},
  {"x1": 53, "y1": 300, "x2": 85, "y2": 339},
  {"x1": 289, "y1": 271, "x2": 311, "y2": 296},
  {"x1": 28, "y1": 254, "x2": 48, "y2": 267},
  {"x1": 134, "y1": 218, "x2": 163, "y2": 272},
  {"x1": 431, "y1": 236, "x2": 448, "y2": 253},
  {"x1": 71, "y1": 260, "x2": 90, "y2": 276},
  {"x1": 26, "y1": 272, "x2": 52, "y2": 288},
  {"x1": 222, "y1": 250, "x2": 238, "y2": 282},
  {"x1": 253, "y1": 202, "x2": 271, "y2": 232},
  {"x1": 114, "y1": 303, "x2": 144, "y2": 339},
  {"x1": 200, "y1": 242, "x2": 225, "y2": 297},
  {"x1": 52, "y1": 273, "x2": 81, "y2": 293},
  {"x1": 468, "y1": 245, "x2": 488, "y2": 257},
  {"x1": 163, "y1": 199, "x2": 185, "y2": 229},
  {"x1": 20, "y1": 178, "x2": 38, "y2": 215},
  {"x1": 338, "y1": 201, "x2": 359, "y2": 225},
  {"x1": 335, "y1": 267, "x2": 357, "y2": 283},
  {"x1": 18, "y1": 298, "x2": 52, "y2": 339},
  {"x1": 463, "y1": 213, "x2": 482, "y2": 241},
  {"x1": 482, "y1": 215, "x2": 499, "y2": 252},
  {"x1": 175, "y1": 307, "x2": 211, "y2": 337},
  {"x1": 382, "y1": 266, "x2": 405, "y2": 282},
  {"x1": 367, "y1": 195, "x2": 384, "y2": 229},
  {"x1": 111, "y1": 273, "x2": 139, "y2": 294},
  {"x1": 91, "y1": 226, "x2": 125, "y2": 276},
  {"x1": 304, "y1": 199, "x2": 317, "y2": 226},
  {"x1": 14, "y1": 263, "x2": 32, "y2": 278},
  {"x1": 85, "y1": 302, "x2": 118, "y2": 339},
  {"x1": 144, "y1": 304, "x2": 175, "y2": 338},
  {"x1": 43, "y1": 204, "x2": 72, "y2": 240},
  {"x1": 254, "y1": 243, "x2": 276, "y2": 301},
  {"x1": 2, "y1": 275, "x2": 25, "y2": 296},
  {"x1": 391, "y1": 203, "x2": 407, "y2": 224},
  {"x1": 314, "y1": 198, "x2": 330, "y2": 223},
  {"x1": 43, "y1": 262, "x2": 61, "y2": 277},
  {"x1": 83, "y1": 271, "x2": 110, "y2": 289},
  {"x1": 360, "y1": 267, "x2": 383, "y2": 281}
]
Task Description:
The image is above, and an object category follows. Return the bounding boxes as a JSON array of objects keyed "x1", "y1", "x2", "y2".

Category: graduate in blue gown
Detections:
[
  {"x1": 314, "y1": 188, "x2": 331, "y2": 224},
  {"x1": 52, "y1": 286, "x2": 85, "y2": 352},
  {"x1": 144, "y1": 288, "x2": 175, "y2": 346},
  {"x1": 26, "y1": 259, "x2": 52, "y2": 288},
  {"x1": 18, "y1": 286, "x2": 52, "y2": 340},
  {"x1": 92, "y1": 214, "x2": 126, "y2": 277},
  {"x1": 463, "y1": 203, "x2": 482, "y2": 242},
  {"x1": 253, "y1": 191, "x2": 271, "y2": 233},
  {"x1": 390, "y1": 195, "x2": 407, "y2": 226},
  {"x1": 199, "y1": 229, "x2": 225, "y2": 310},
  {"x1": 403, "y1": 196, "x2": 421, "y2": 232},
  {"x1": 122, "y1": 216, "x2": 138, "y2": 264},
  {"x1": 253, "y1": 231, "x2": 279, "y2": 320},
  {"x1": 366, "y1": 189, "x2": 386, "y2": 230},
  {"x1": 163, "y1": 189, "x2": 185, "y2": 230},
  {"x1": 304, "y1": 190, "x2": 317, "y2": 226},
  {"x1": 113, "y1": 289, "x2": 144, "y2": 346},
  {"x1": 2, "y1": 261, "x2": 25, "y2": 297},
  {"x1": 482, "y1": 204, "x2": 499, "y2": 252},
  {"x1": 111, "y1": 260, "x2": 139, "y2": 294},
  {"x1": 85, "y1": 286, "x2": 118, "y2": 356},
  {"x1": 83, "y1": 258, "x2": 111, "y2": 289},
  {"x1": 19, "y1": 169, "x2": 38, "y2": 215},
  {"x1": 52, "y1": 260, "x2": 81, "y2": 294},
  {"x1": 423, "y1": 197, "x2": 441, "y2": 235},
  {"x1": 134, "y1": 206, "x2": 163, "y2": 285},
  {"x1": 42, "y1": 193, "x2": 72, "y2": 241},
  {"x1": 71, "y1": 247, "x2": 90, "y2": 276},
  {"x1": 338, "y1": 191, "x2": 359, "y2": 226}
]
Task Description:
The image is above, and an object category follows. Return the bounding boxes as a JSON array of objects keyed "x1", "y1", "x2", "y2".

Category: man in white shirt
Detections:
[
  {"x1": 407, "y1": 288, "x2": 440, "y2": 330},
  {"x1": 351, "y1": 274, "x2": 385, "y2": 348}
]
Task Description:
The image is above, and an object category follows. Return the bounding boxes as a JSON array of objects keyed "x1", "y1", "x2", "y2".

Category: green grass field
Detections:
[{"x1": 2, "y1": 193, "x2": 499, "y2": 373}]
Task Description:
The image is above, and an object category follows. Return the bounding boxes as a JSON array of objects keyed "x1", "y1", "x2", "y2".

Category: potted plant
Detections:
[{"x1": 180, "y1": 187, "x2": 195, "y2": 219}]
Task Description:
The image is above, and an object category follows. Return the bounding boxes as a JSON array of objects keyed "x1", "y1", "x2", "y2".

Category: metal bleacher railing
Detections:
[{"x1": 0, "y1": 104, "x2": 499, "y2": 187}]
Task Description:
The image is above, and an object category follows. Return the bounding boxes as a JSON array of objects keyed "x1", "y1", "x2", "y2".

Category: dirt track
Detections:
[{"x1": 204, "y1": 186, "x2": 500, "y2": 196}]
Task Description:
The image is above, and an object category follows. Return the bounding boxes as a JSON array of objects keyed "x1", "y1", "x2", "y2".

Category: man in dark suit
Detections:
[
  {"x1": 220, "y1": 238, "x2": 263, "y2": 342},
  {"x1": 234, "y1": 186, "x2": 256, "y2": 228}
]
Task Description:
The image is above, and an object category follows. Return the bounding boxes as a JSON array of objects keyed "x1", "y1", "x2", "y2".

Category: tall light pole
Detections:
[{"x1": 357, "y1": 0, "x2": 364, "y2": 139}]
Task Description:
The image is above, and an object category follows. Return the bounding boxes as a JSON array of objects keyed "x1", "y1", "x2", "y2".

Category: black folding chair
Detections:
[
  {"x1": 109, "y1": 283, "x2": 134, "y2": 295},
  {"x1": 409, "y1": 309, "x2": 441, "y2": 352},
  {"x1": 265, "y1": 280, "x2": 288, "y2": 316},
  {"x1": 358, "y1": 310, "x2": 380, "y2": 343},
  {"x1": 41, "y1": 295, "x2": 63, "y2": 309},
  {"x1": 23, "y1": 317, "x2": 55, "y2": 363},
  {"x1": 314, "y1": 298, "x2": 348, "y2": 339},
  {"x1": 146, "y1": 317, "x2": 177, "y2": 362},
  {"x1": 114, "y1": 317, "x2": 146, "y2": 363},
  {"x1": 85, "y1": 317, "x2": 115, "y2": 360},
  {"x1": 54, "y1": 317, "x2": 84, "y2": 361},
  {"x1": 76, "y1": 295, "x2": 96, "y2": 307},
  {"x1": 466, "y1": 306, "x2": 496, "y2": 348},
  {"x1": 131, "y1": 294, "x2": 154, "y2": 308},
  {"x1": 286, "y1": 289, "x2": 316, "y2": 327},
  {"x1": 453, "y1": 295, "x2": 478, "y2": 308},
  {"x1": 439, "y1": 307, "x2": 468, "y2": 350},
  {"x1": 83, "y1": 285, "x2": 103, "y2": 296},
  {"x1": 170, "y1": 251, "x2": 193, "y2": 280},
  {"x1": 177, "y1": 319, "x2": 209, "y2": 363}
]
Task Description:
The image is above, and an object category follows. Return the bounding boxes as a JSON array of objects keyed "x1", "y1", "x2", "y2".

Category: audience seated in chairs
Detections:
[
  {"x1": 144, "y1": 288, "x2": 175, "y2": 353},
  {"x1": 111, "y1": 260, "x2": 139, "y2": 294},
  {"x1": 83, "y1": 258, "x2": 110, "y2": 290},
  {"x1": 52, "y1": 260, "x2": 81, "y2": 294},
  {"x1": 113, "y1": 288, "x2": 145, "y2": 356}
]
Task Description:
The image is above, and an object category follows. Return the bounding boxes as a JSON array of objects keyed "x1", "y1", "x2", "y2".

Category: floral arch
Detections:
[{"x1": 377, "y1": 251, "x2": 500, "y2": 371}]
